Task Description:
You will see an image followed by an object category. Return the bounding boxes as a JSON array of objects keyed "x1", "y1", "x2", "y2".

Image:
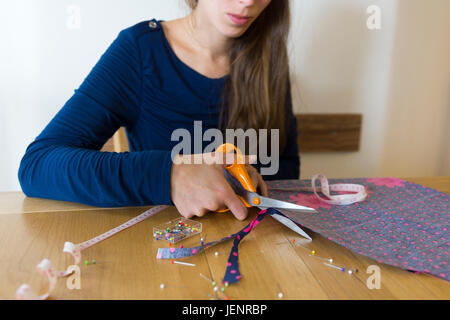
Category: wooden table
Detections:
[{"x1": 1, "y1": 177, "x2": 449, "y2": 300}]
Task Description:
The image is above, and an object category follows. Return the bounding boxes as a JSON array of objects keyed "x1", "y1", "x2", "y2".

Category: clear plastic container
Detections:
[{"x1": 153, "y1": 218, "x2": 202, "y2": 244}]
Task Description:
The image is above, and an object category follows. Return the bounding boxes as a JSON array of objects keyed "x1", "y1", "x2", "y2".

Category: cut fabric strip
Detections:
[{"x1": 157, "y1": 208, "x2": 284, "y2": 284}]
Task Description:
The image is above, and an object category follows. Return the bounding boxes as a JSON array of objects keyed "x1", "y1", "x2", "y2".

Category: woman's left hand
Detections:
[{"x1": 245, "y1": 165, "x2": 268, "y2": 197}]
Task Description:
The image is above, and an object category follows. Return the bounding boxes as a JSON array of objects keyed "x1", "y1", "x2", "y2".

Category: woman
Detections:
[{"x1": 18, "y1": 0, "x2": 300, "y2": 221}]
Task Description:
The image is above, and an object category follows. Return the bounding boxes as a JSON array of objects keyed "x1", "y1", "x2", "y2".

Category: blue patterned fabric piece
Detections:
[
  {"x1": 267, "y1": 178, "x2": 450, "y2": 281},
  {"x1": 157, "y1": 208, "x2": 282, "y2": 284}
]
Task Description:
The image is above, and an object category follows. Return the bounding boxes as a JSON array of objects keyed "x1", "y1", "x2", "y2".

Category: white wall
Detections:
[
  {"x1": 289, "y1": 0, "x2": 399, "y2": 179},
  {"x1": 377, "y1": 0, "x2": 450, "y2": 177},
  {"x1": 0, "y1": 0, "x2": 186, "y2": 192},
  {"x1": 1, "y1": 0, "x2": 449, "y2": 191},
  {"x1": 290, "y1": 0, "x2": 450, "y2": 179}
]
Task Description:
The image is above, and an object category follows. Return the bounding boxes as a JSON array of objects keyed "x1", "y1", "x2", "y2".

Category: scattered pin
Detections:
[
  {"x1": 309, "y1": 255, "x2": 333, "y2": 263},
  {"x1": 276, "y1": 283, "x2": 284, "y2": 300},
  {"x1": 348, "y1": 270, "x2": 353, "y2": 275},
  {"x1": 200, "y1": 233, "x2": 207, "y2": 246},
  {"x1": 215, "y1": 284, "x2": 230, "y2": 300},
  {"x1": 171, "y1": 260, "x2": 195, "y2": 267},
  {"x1": 293, "y1": 241, "x2": 316, "y2": 256},
  {"x1": 91, "y1": 259, "x2": 96, "y2": 264},
  {"x1": 292, "y1": 238, "x2": 340, "y2": 267},
  {"x1": 214, "y1": 251, "x2": 219, "y2": 257},
  {"x1": 324, "y1": 262, "x2": 345, "y2": 272},
  {"x1": 199, "y1": 273, "x2": 214, "y2": 284},
  {"x1": 160, "y1": 283, "x2": 191, "y2": 289}
]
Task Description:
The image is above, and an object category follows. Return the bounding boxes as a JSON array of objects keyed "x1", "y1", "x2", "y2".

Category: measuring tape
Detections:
[
  {"x1": 15, "y1": 174, "x2": 366, "y2": 299},
  {"x1": 269, "y1": 173, "x2": 367, "y2": 205},
  {"x1": 15, "y1": 205, "x2": 169, "y2": 300}
]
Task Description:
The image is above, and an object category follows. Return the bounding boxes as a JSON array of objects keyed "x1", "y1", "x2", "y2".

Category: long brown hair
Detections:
[{"x1": 186, "y1": 0, "x2": 291, "y2": 154}]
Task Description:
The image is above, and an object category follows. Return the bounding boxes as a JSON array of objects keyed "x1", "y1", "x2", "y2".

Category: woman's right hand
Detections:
[{"x1": 170, "y1": 152, "x2": 257, "y2": 221}]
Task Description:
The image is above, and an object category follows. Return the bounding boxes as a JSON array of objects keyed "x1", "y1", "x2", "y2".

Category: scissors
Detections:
[{"x1": 215, "y1": 143, "x2": 316, "y2": 240}]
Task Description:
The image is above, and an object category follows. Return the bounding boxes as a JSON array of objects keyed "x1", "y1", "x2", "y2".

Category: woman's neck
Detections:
[{"x1": 184, "y1": 11, "x2": 232, "y2": 62}]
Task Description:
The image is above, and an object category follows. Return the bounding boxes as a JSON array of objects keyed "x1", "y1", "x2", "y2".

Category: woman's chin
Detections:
[{"x1": 220, "y1": 25, "x2": 250, "y2": 39}]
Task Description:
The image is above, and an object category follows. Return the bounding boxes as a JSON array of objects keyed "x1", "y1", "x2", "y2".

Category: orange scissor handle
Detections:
[{"x1": 215, "y1": 143, "x2": 258, "y2": 213}]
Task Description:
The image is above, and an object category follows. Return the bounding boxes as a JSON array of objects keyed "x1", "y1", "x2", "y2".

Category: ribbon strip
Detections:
[
  {"x1": 15, "y1": 205, "x2": 169, "y2": 300},
  {"x1": 157, "y1": 208, "x2": 282, "y2": 284}
]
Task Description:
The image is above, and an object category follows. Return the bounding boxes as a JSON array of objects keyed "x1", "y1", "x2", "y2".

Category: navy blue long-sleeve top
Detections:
[{"x1": 18, "y1": 19, "x2": 300, "y2": 207}]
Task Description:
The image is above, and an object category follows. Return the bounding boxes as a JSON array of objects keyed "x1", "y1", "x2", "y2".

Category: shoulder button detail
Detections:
[{"x1": 149, "y1": 21, "x2": 158, "y2": 29}]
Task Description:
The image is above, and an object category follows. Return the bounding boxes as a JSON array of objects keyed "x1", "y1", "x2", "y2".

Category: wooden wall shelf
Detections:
[
  {"x1": 296, "y1": 113, "x2": 362, "y2": 152},
  {"x1": 101, "y1": 113, "x2": 363, "y2": 154}
]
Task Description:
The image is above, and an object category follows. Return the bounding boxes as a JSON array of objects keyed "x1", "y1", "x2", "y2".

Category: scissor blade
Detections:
[
  {"x1": 224, "y1": 169, "x2": 317, "y2": 213},
  {"x1": 252, "y1": 194, "x2": 317, "y2": 213},
  {"x1": 223, "y1": 168, "x2": 312, "y2": 239},
  {"x1": 269, "y1": 212, "x2": 312, "y2": 240}
]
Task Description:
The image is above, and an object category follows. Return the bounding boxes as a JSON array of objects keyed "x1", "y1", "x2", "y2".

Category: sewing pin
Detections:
[
  {"x1": 200, "y1": 273, "x2": 225, "y2": 292},
  {"x1": 216, "y1": 286, "x2": 230, "y2": 300},
  {"x1": 276, "y1": 283, "x2": 284, "y2": 299},
  {"x1": 199, "y1": 273, "x2": 214, "y2": 284},
  {"x1": 171, "y1": 260, "x2": 196, "y2": 267},
  {"x1": 324, "y1": 262, "x2": 345, "y2": 272},
  {"x1": 160, "y1": 283, "x2": 191, "y2": 289},
  {"x1": 309, "y1": 254, "x2": 333, "y2": 264},
  {"x1": 200, "y1": 233, "x2": 207, "y2": 246},
  {"x1": 293, "y1": 240, "x2": 316, "y2": 255}
]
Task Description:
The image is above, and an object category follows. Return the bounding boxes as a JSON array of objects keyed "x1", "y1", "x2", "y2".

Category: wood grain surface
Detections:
[{"x1": 1, "y1": 177, "x2": 449, "y2": 300}]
